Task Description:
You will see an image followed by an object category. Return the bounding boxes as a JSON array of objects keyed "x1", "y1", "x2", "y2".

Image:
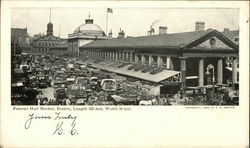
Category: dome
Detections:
[{"x1": 73, "y1": 23, "x2": 104, "y2": 35}]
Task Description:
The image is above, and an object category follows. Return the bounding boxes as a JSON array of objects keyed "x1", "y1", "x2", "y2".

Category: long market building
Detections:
[{"x1": 68, "y1": 21, "x2": 239, "y2": 98}]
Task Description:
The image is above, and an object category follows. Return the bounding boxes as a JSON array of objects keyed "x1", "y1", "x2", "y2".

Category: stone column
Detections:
[
  {"x1": 112, "y1": 52, "x2": 115, "y2": 60},
  {"x1": 148, "y1": 55, "x2": 153, "y2": 66},
  {"x1": 119, "y1": 52, "x2": 122, "y2": 60},
  {"x1": 198, "y1": 58, "x2": 204, "y2": 86},
  {"x1": 115, "y1": 52, "x2": 118, "y2": 61},
  {"x1": 104, "y1": 52, "x2": 107, "y2": 58},
  {"x1": 180, "y1": 57, "x2": 187, "y2": 100},
  {"x1": 105, "y1": 51, "x2": 108, "y2": 59},
  {"x1": 102, "y1": 51, "x2": 105, "y2": 59},
  {"x1": 232, "y1": 58, "x2": 238, "y2": 88},
  {"x1": 157, "y1": 56, "x2": 162, "y2": 68},
  {"x1": 217, "y1": 59, "x2": 223, "y2": 84},
  {"x1": 122, "y1": 52, "x2": 126, "y2": 61},
  {"x1": 117, "y1": 52, "x2": 120, "y2": 59},
  {"x1": 141, "y1": 55, "x2": 145, "y2": 65},
  {"x1": 130, "y1": 53, "x2": 133, "y2": 63},
  {"x1": 97, "y1": 51, "x2": 99, "y2": 58},
  {"x1": 126, "y1": 52, "x2": 129, "y2": 61},
  {"x1": 134, "y1": 54, "x2": 139, "y2": 64},
  {"x1": 96, "y1": 51, "x2": 98, "y2": 59},
  {"x1": 166, "y1": 57, "x2": 171, "y2": 69}
]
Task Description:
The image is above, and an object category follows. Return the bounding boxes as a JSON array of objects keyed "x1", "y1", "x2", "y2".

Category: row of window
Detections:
[
  {"x1": 68, "y1": 42, "x2": 78, "y2": 53},
  {"x1": 37, "y1": 48, "x2": 49, "y2": 52},
  {"x1": 34, "y1": 42, "x2": 61, "y2": 47}
]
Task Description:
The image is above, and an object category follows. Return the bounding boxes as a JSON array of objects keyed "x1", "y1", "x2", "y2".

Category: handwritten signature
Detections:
[{"x1": 24, "y1": 112, "x2": 78, "y2": 135}]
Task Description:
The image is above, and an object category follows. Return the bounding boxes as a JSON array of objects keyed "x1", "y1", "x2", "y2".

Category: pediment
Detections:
[
  {"x1": 184, "y1": 30, "x2": 239, "y2": 50},
  {"x1": 192, "y1": 36, "x2": 233, "y2": 50}
]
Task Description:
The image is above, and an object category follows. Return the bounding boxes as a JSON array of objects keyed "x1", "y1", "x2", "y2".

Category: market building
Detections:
[
  {"x1": 77, "y1": 22, "x2": 239, "y2": 98},
  {"x1": 67, "y1": 15, "x2": 112, "y2": 57}
]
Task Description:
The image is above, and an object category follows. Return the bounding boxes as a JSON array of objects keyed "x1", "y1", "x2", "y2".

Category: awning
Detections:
[
  {"x1": 225, "y1": 67, "x2": 239, "y2": 72},
  {"x1": 199, "y1": 85, "x2": 219, "y2": 89},
  {"x1": 186, "y1": 76, "x2": 198, "y2": 79},
  {"x1": 14, "y1": 68, "x2": 24, "y2": 74},
  {"x1": 79, "y1": 61, "x2": 180, "y2": 83},
  {"x1": 66, "y1": 78, "x2": 75, "y2": 81},
  {"x1": 111, "y1": 95, "x2": 126, "y2": 102},
  {"x1": 11, "y1": 82, "x2": 23, "y2": 87},
  {"x1": 186, "y1": 86, "x2": 200, "y2": 90}
]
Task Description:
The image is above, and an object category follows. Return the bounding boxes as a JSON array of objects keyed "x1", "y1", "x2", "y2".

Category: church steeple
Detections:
[{"x1": 47, "y1": 8, "x2": 53, "y2": 35}]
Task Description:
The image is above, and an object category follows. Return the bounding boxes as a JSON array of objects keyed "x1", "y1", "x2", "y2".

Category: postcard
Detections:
[{"x1": 1, "y1": 1, "x2": 249, "y2": 148}]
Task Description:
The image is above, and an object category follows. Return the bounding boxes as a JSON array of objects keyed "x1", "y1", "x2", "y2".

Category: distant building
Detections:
[
  {"x1": 31, "y1": 10, "x2": 67, "y2": 55},
  {"x1": 11, "y1": 28, "x2": 31, "y2": 54},
  {"x1": 67, "y1": 16, "x2": 112, "y2": 56}
]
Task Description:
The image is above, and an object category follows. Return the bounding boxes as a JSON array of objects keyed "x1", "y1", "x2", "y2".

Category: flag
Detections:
[{"x1": 107, "y1": 8, "x2": 113, "y2": 13}]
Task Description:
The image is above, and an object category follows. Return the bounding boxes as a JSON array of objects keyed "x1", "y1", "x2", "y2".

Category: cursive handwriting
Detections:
[
  {"x1": 24, "y1": 112, "x2": 78, "y2": 135},
  {"x1": 25, "y1": 113, "x2": 51, "y2": 129}
]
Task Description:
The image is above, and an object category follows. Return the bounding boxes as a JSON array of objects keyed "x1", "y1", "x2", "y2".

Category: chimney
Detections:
[
  {"x1": 223, "y1": 28, "x2": 230, "y2": 33},
  {"x1": 159, "y1": 26, "x2": 168, "y2": 35},
  {"x1": 108, "y1": 30, "x2": 113, "y2": 37},
  {"x1": 195, "y1": 21, "x2": 205, "y2": 32},
  {"x1": 118, "y1": 28, "x2": 125, "y2": 39}
]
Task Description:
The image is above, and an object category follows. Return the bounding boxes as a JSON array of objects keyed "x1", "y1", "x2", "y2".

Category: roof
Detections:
[
  {"x1": 34, "y1": 34, "x2": 63, "y2": 42},
  {"x1": 81, "y1": 29, "x2": 239, "y2": 50},
  {"x1": 73, "y1": 24, "x2": 104, "y2": 34},
  {"x1": 221, "y1": 30, "x2": 239, "y2": 40},
  {"x1": 78, "y1": 60, "x2": 180, "y2": 83},
  {"x1": 81, "y1": 30, "x2": 212, "y2": 49},
  {"x1": 11, "y1": 28, "x2": 28, "y2": 38},
  {"x1": 221, "y1": 30, "x2": 239, "y2": 45}
]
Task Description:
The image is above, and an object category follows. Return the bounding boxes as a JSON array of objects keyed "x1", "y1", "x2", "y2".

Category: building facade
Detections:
[
  {"x1": 67, "y1": 17, "x2": 112, "y2": 56},
  {"x1": 11, "y1": 28, "x2": 31, "y2": 54},
  {"x1": 31, "y1": 21, "x2": 67, "y2": 55}
]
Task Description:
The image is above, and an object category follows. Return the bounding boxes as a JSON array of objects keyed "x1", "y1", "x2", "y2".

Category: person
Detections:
[
  {"x1": 42, "y1": 97, "x2": 49, "y2": 105},
  {"x1": 36, "y1": 91, "x2": 43, "y2": 105},
  {"x1": 65, "y1": 97, "x2": 71, "y2": 105},
  {"x1": 174, "y1": 91, "x2": 181, "y2": 102}
]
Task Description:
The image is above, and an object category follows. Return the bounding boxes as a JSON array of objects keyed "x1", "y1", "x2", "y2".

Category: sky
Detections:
[{"x1": 11, "y1": 8, "x2": 239, "y2": 38}]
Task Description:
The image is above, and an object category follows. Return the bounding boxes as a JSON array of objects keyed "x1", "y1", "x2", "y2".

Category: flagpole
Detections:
[{"x1": 106, "y1": 10, "x2": 108, "y2": 36}]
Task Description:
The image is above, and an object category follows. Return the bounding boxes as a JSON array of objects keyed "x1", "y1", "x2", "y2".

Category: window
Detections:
[{"x1": 209, "y1": 38, "x2": 216, "y2": 48}]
